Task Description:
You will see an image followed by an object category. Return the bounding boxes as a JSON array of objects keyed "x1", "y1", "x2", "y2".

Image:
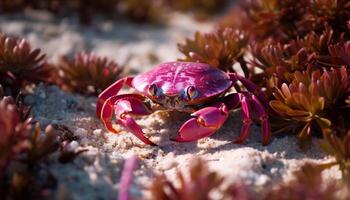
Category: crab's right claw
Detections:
[
  {"x1": 97, "y1": 77, "x2": 133, "y2": 118},
  {"x1": 115, "y1": 97, "x2": 156, "y2": 146},
  {"x1": 100, "y1": 94, "x2": 156, "y2": 146},
  {"x1": 173, "y1": 103, "x2": 228, "y2": 142}
]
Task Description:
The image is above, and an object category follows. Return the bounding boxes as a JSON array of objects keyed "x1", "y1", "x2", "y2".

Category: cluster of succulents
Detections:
[
  {"x1": 179, "y1": 0, "x2": 350, "y2": 148},
  {"x1": 0, "y1": 32, "x2": 116, "y2": 199},
  {"x1": 0, "y1": 32, "x2": 125, "y2": 97},
  {"x1": 175, "y1": 1, "x2": 350, "y2": 195}
]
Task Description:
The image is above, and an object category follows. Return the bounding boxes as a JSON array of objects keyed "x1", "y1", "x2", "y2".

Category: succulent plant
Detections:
[
  {"x1": 178, "y1": 28, "x2": 249, "y2": 74},
  {"x1": 269, "y1": 67, "x2": 350, "y2": 147},
  {"x1": 0, "y1": 33, "x2": 52, "y2": 96},
  {"x1": 149, "y1": 158, "x2": 224, "y2": 200},
  {"x1": 54, "y1": 51, "x2": 123, "y2": 96}
]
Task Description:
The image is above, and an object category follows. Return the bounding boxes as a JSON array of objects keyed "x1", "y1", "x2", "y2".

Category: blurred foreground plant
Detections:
[
  {"x1": 146, "y1": 158, "x2": 348, "y2": 200},
  {"x1": 149, "y1": 158, "x2": 223, "y2": 200},
  {"x1": 320, "y1": 130, "x2": 350, "y2": 186},
  {"x1": 0, "y1": 96, "x2": 86, "y2": 199},
  {"x1": 267, "y1": 163, "x2": 343, "y2": 200},
  {"x1": 54, "y1": 51, "x2": 123, "y2": 96}
]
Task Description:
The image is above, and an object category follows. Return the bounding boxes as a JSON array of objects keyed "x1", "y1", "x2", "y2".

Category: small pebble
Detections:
[
  {"x1": 75, "y1": 128, "x2": 88, "y2": 137},
  {"x1": 93, "y1": 129, "x2": 102, "y2": 136},
  {"x1": 68, "y1": 141, "x2": 79, "y2": 151}
]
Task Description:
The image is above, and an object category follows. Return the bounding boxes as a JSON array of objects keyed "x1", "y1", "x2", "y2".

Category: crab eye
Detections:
[
  {"x1": 186, "y1": 86, "x2": 198, "y2": 100},
  {"x1": 148, "y1": 84, "x2": 158, "y2": 97}
]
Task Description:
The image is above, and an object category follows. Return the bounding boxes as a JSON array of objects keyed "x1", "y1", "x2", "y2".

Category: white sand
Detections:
[{"x1": 0, "y1": 10, "x2": 340, "y2": 200}]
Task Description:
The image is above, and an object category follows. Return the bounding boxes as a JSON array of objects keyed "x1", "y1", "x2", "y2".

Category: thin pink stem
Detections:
[{"x1": 118, "y1": 155, "x2": 140, "y2": 200}]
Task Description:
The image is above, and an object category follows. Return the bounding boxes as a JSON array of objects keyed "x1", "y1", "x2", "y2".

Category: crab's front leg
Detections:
[
  {"x1": 100, "y1": 93, "x2": 156, "y2": 146},
  {"x1": 172, "y1": 102, "x2": 229, "y2": 142}
]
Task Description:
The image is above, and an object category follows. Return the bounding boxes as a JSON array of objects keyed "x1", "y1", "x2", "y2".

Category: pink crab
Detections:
[{"x1": 96, "y1": 62, "x2": 270, "y2": 146}]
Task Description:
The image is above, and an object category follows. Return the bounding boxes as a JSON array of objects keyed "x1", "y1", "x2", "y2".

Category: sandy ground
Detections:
[{"x1": 0, "y1": 11, "x2": 340, "y2": 200}]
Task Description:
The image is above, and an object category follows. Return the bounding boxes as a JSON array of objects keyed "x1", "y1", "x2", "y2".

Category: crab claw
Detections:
[
  {"x1": 115, "y1": 97, "x2": 156, "y2": 146},
  {"x1": 100, "y1": 94, "x2": 156, "y2": 146},
  {"x1": 173, "y1": 102, "x2": 228, "y2": 142}
]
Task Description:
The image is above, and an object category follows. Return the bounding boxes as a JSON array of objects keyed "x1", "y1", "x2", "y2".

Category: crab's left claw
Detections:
[{"x1": 172, "y1": 103, "x2": 228, "y2": 142}]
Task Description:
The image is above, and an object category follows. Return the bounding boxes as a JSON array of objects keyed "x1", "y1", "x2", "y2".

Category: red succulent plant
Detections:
[
  {"x1": 269, "y1": 67, "x2": 350, "y2": 147},
  {"x1": 54, "y1": 51, "x2": 123, "y2": 95},
  {"x1": 178, "y1": 28, "x2": 249, "y2": 74}
]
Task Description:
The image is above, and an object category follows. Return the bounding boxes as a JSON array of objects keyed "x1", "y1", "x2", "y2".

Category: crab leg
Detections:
[
  {"x1": 233, "y1": 93, "x2": 271, "y2": 145},
  {"x1": 251, "y1": 94, "x2": 271, "y2": 145},
  {"x1": 228, "y1": 73, "x2": 269, "y2": 108},
  {"x1": 96, "y1": 76, "x2": 133, "y2": 118},
  {"x1": 228, "y1": 73, "x2": 271, "y2": 145},
  {"x1": 101, "y1": 93, "x2": 156, "y2": 146},
  {"x1": 233, "y1": 93, "x2": 253, "y2": 144},
  {"x1": 173, "y1": 102, "x2": 229, "y2": 142}
]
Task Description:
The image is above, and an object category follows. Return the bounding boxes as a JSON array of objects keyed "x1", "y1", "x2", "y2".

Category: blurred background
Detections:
[{"x1": 0, "y1": 0, "x2": 233, "y2": 73}]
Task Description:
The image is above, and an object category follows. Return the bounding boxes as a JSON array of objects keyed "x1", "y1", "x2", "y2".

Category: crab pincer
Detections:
[{"x1": 173, "y1": 102, "x2": 228, "y2": 142}]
